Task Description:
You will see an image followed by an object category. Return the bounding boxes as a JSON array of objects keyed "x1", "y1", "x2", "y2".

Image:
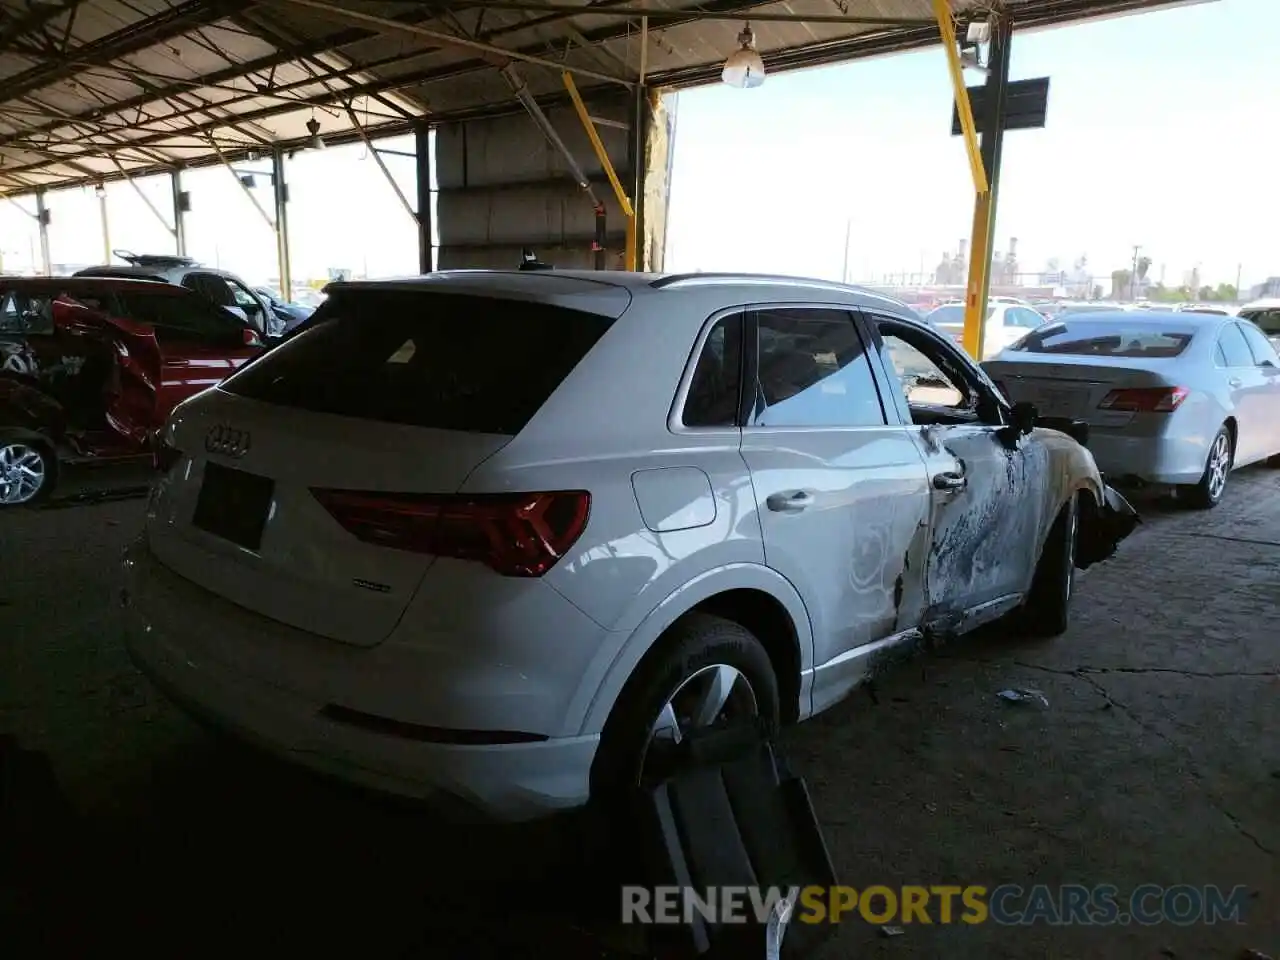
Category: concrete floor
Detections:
[{"x1": 1, "y1": 469, "x2": 1277, "y2": 957}]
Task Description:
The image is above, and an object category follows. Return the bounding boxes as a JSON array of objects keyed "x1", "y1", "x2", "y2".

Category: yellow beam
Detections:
[
  {"x1": 932, "y1": 0, "x2": 987, "y2": 196},
  {"x1": 563, "y1": 70, "x2": 638, "y2": 270},
  {"x1": 961, "y1": 191, "x2": 994, "y2": 359}
]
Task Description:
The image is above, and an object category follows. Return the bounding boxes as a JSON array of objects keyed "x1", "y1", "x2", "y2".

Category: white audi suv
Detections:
[{"x1": 122, "y1": 271, "x2": 1135, "y2": 821}]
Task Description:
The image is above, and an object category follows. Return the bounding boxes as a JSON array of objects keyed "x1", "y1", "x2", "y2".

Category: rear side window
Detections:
[
  {"x1": 1, "y1": 291, "x2": 53, "y2": 334},
  {"x1": 116, "y1": 291, "x2": 246, "y2": 345},
  {"x1": 683, "y1": 314, "x2": 743, "y2": 427},
  {"x1": 222, "y1": 290, "x2": 613, "y2": 434},
  {"x1": 1217, "y1": 324, "x2": 1254, "y2": 367},
  {"x1": 751, "y1": 308, "x2": 885, "y2": 428},
  {"x1": 1237, "y1": 322, "x2": 1278, "y2": 366},
  {"x1": 1012, "y1": 321, "x2": 1193, "y2": 358}
]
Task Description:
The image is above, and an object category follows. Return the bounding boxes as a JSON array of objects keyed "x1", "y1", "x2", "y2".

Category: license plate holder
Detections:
[
  {"x1": 1034, "y1": 387, "x2": 1081, "y2": 417},
  {"x1": 192, "y1": 462, "x2": 274, "y2": 551}
]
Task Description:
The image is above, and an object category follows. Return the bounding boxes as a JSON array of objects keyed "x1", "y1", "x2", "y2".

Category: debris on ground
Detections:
[
  {"x1": 996, "y1": 688, "x2": 1050, "y2": 708},
  {"x1": 879, "y1": 926, "x2": 905, "y2": 938}
]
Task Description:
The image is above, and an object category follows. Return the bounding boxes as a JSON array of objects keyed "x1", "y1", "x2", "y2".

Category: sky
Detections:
[
  {"x1": 1, "y1": 0, "x2": 1276, "y2": 293},
  {"x1": 665, "y1": 0, "x2": 1280, "y2": 290}
]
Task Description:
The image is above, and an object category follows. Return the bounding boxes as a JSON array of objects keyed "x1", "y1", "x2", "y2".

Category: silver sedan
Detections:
[{"x1": 983, "y1": 311, "x2": 1280, "y2": 508}]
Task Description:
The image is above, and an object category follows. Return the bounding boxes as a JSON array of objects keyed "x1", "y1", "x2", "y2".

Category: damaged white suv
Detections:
[{"x1": 121, "y1": 271, "x2": 1137, "y2": 821}]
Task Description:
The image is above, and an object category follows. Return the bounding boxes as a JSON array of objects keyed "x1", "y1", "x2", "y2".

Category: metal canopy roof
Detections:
[{"x1": 0, "y1": 0, "x2": 1205, "y2": 195}]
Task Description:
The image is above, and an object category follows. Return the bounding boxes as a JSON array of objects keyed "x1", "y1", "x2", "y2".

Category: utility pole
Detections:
[
  {"x1": 1235, "y1": 263, "x2": 1242, "y2": 300},
  {"x1": 1130, "y1": 244, "x2": 1141, "y2": 301},
  {"x1": 841, "y1": 218, "x2": 851, "y2": 284}
]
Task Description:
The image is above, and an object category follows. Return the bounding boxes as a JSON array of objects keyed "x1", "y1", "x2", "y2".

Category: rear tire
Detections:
[
  {"x1": 1021, "y1": 493, "x2": 1078, "y2": 638},
  {"x1": 591, "y1": 613, "x2": 781, "y2": 802},
  {"x1": 1180, "y1": 426, "x2": 1231, "y2": 510}
]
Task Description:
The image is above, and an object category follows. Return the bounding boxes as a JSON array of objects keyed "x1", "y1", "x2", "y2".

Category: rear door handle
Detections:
[
  {"x1": 1229, "y1": 377, "x2": 1243, "y2": 387},
  {"x1": 932, "y1": 471, "x2": 967, "y2": 492},
  {"x1": 766, "y1": 490, "x2": 814, "y2": 513}
]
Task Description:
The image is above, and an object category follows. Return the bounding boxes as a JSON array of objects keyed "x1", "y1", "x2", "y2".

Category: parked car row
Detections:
[{"x1": 0, "y1": 275, "x2": 265, "y2": 505}]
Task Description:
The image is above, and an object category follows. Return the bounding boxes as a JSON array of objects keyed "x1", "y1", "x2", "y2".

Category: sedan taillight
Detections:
[{"x1": 1097, "y1": 386, "x2": 1188, "y2": 413}]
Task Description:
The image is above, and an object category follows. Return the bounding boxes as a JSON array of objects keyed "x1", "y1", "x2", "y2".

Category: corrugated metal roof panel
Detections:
[{"x1": 0, "y1": 0, "x2": 1214, "y2": 194}]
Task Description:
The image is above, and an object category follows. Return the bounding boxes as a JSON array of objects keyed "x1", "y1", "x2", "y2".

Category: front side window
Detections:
[
  {"x1": 683, "y1": 314, "x2": 743, "y2": 428},
  {"x1": 751, "y1": 308, "x2": 884, "y2": 428},
  {"x1": 879, "y1": 330, "x2": 968, "y2": 411}
]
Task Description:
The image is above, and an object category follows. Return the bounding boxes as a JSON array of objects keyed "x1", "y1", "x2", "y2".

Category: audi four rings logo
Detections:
[{"x1": 205, "y1": 424, "x2": 251, "y2": 458}]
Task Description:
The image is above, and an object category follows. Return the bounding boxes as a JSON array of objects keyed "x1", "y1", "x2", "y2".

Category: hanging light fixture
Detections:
[
  {"x1": 306, "y1": 115, "x2": 325, "y2": 150},
  {"x1": 94, "y1": 182, "x2": 106, "y2": 198},
  {"x1": 721, "y1": 23, "x2": 765, "y2": 89}
]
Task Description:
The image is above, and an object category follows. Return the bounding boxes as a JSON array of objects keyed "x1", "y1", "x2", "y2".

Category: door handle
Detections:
[
  {"x1": 1229, "y1": 377, "x2": 1243, "y2": 387},
  {"x1": 932, "y1": 471, "x2": 967, "y2": 492},
  {"x1": 766, "y1": 490, "x2": 814, "y2": 513}
]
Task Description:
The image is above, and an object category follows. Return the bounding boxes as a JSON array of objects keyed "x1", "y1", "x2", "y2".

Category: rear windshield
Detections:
[
  {"x1": 1010, "y1": 320, "x2": 1193, "y2": 358},
  {"x1": 221, "y1": 290, "x2": 613, "y2": 434}
]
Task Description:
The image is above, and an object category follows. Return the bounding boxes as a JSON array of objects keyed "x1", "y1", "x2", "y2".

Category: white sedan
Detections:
[
  {"x1": 985, "y1": 311, "x2": 1280, "y2": 508},
  {"x1": 925, "y1": 302, "x2": 1047, "y2": 358}
]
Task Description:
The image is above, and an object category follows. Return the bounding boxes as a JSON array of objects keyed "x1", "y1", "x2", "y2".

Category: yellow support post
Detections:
[
  {"x1": 962, "y1": 192, "x2": 993, "y2": 359},
  {"x1": 932, "y1": 0, "x2": 987, "y2": 196},
  {"x1": 563, "y1": 70, "x2": 637, "y2": 271}
]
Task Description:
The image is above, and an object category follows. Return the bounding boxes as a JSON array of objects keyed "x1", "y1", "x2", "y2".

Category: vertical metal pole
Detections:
[
  {"x1": 171, "y1": 168, "x2": 187, "y2": 256},
  {"x1": 98, "y1": 190, "x2": 111, "y2": 261},
  {"x1": 35, "y1": 188, "x2": 51, "y2": 276},
  {"x1": 962, "y1": 15, "x2": 1011, "y2": 360},
  {"x1": 271, "y1": 147, "x2": 292, "y2": 299},
  {"x1": 593, "y1": 203, "x2": 607, "y2": 270},
  {"x1": 415, "y1": 123, "x2": 434, "y2": 273}
]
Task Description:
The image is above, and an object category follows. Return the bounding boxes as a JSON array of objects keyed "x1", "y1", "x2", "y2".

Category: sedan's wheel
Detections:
[
  {"x1": 1021, "y1": 493, "x2": 1078, "y2": 638},
  {"x1": 0, "y1": 441, "x2": 51, "y2": 507},
  {"x1": 592, "y1": 613, "x2": 781, "y2": 801},
  {"x1": 1182, "y1": 427, "x2": 1231, "y2": 510}
]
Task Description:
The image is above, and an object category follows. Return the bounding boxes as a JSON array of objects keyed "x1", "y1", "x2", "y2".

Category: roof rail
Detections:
[{"x1": 650, "y1": 272, "x2": 868, "y2": 292}]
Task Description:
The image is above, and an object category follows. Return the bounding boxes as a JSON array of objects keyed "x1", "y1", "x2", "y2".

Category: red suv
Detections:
[{"x1": 0, "y1": 277, "x2": 263, "y2": 506}]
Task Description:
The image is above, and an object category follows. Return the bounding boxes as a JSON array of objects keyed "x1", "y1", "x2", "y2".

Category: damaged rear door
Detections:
[{"x1": 868, "y1": 315, "x2": 1045, "y2": 632}]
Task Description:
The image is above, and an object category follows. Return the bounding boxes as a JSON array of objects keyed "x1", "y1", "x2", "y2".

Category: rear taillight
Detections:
[
  {"x1": 310, "y1": 489, "x2": 591, "y2": 577},
  {"x1": 1097, "y1": 386, "x2": 1188, "y2": 413}
]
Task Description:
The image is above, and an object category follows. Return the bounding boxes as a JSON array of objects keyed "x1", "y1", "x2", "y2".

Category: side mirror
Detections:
[{"x1": 1012, "y1": 400, "x2": 1038, "y2": 435}]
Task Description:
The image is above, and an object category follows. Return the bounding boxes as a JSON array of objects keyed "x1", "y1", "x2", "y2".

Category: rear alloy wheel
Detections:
[
  {"x1": 1182, "y1": 427, "x2": 1231, "y2": 510},
  {"x1": 0, "y1": 441, "x2": 51, "y2": 507},
  {"x1": 592, "y1": 613, "x2": 781, "y2": 799},
  {"x1": 1021, "y1": 493, "x2": 1079, "y2": 638}
]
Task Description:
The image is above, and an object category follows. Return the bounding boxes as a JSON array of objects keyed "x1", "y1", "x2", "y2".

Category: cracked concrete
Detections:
[{"x1": 1, "y1": 468, "x2": 1278, "y2": 957}]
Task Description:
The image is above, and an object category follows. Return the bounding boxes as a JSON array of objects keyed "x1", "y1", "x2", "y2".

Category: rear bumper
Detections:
[
  {"x1": 121, "y1": 540, "x2": 599, "y2": 822},
  {"x1": 1085, "y1": 431, "x2": 1208, "y2": 486}
]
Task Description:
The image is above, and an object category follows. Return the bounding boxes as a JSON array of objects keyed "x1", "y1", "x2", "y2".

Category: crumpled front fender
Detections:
[{"x1": 1077, "y1": 484, "x2": 1140, "y2": 569}]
